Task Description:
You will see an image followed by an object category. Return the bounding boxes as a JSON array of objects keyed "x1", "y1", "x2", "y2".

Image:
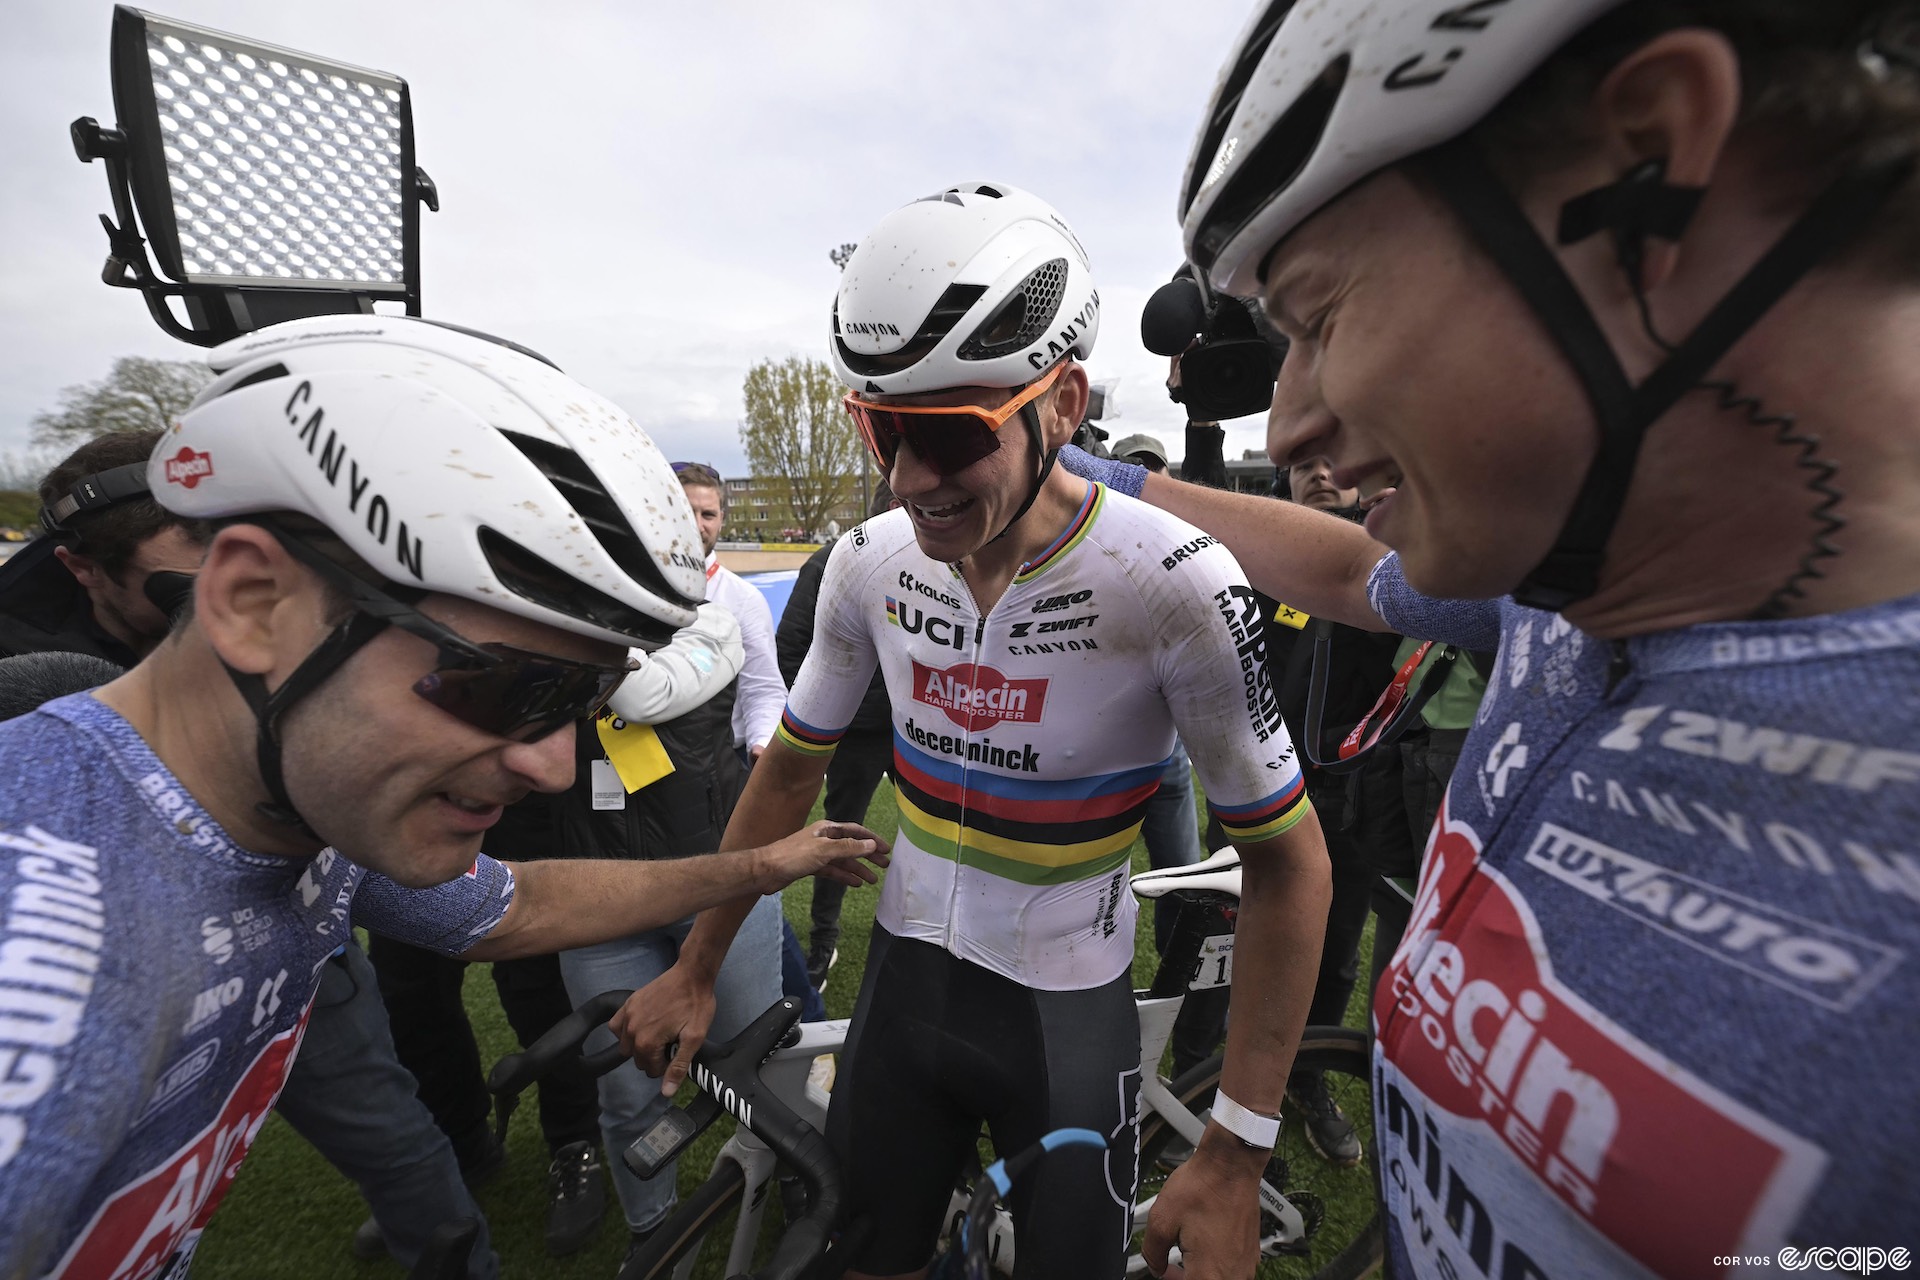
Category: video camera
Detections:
[{"x1": 1140, "y1": 265, "x2": 1284, "y2": 422}]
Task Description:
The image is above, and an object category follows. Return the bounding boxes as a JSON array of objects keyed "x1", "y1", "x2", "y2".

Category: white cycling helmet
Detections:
[
  {"x1": 154, "y1": 315, "x2": 705, "y2": 650},
  {"x1": 830, "y1": 183, "x2": 1100, "y2": 395},
  {"x1": 1180, "y1": 0, "x2": 1630, "y2": 298},
  {"x1": 1180, "y1": 2, "x2": 1917, "y2": 615}
]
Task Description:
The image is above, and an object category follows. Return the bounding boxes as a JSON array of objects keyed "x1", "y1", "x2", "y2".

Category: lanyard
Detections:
[{"x1": 1340, "y1": 641, "x2": 1434, "y2": 759}]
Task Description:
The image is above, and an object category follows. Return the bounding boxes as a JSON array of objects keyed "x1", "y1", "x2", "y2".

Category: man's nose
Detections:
[
  {"x1": 502, "y1": 722, "x2": 578, "y2": 794},
  {"x1": 888, "y1": 439, "x2": 939, "y2": 497},
  {"x1": 1265, "y1": 351, "x2": 1335, "y2": 469}
]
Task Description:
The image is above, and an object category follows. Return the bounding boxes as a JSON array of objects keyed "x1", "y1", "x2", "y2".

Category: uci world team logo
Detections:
[{"x1": 910, "y1": 660, "x2": 1047, "y2": 731}]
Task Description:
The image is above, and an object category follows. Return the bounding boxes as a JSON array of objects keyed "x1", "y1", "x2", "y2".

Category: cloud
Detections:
[{"x1": 0, "y1": 1, "x2": 1275, "y2": 473}]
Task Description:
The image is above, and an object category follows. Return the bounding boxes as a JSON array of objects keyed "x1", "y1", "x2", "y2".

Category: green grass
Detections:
[{"x1": 194, "y1": 779, "x2": 1374, "y2": 1279}]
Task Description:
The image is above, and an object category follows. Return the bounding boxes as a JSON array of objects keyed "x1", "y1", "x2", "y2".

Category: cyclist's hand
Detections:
[
  {"x1": 1142, "y1": 1130, "x2": 1266, "y2": 1279},
  {"x1": 752, "y1": 821, "x2": 890, "y2": 894},
  {"x1": 609, "y1": 965, "x2": 716, "y2": 1099}
]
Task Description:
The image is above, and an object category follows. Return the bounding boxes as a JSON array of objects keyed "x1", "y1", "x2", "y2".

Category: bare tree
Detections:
[
  {"x1": 31, "y1": 357, "x2": 213, "y2": 447},
  {"x1": 829, "y1": 242, "x2": 859, "y2": 271},
  {"x1": 739, "y1": 356, "x2": 861, "y2": 538}
]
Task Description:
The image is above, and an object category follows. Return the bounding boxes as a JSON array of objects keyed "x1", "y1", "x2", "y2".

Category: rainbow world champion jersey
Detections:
[{"x1": 778, "y1": 483, "x2": 1312, "y2": 991}]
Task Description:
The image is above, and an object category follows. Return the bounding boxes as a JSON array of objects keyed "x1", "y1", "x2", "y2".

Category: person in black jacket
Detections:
[
  {"x1": 775, "y1": 486, "x2": 897, "y2": 990},
  {"x1": 0, "y1": 431, "x2": 205, "y2": 664}
]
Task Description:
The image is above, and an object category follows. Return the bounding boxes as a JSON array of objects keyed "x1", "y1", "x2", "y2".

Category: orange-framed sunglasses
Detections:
[{"x1": 842, "y1": 363, "x2": 1065, "y2": 477}]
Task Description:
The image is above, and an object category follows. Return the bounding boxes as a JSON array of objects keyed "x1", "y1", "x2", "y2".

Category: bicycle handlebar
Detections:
[{"x1": 487, "y1": 993, "x2": 841, "y2": 1280}]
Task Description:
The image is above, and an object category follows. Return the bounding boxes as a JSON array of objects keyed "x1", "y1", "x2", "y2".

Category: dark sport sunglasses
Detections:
[
  {"x1": 271, "y1": 530, "x2": 632, "y2": 743},
  {"x1": 843, "y1": 363, "x2": 1063, "y2": 478}
]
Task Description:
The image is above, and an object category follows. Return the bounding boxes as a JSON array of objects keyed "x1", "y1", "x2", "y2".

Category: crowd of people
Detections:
[{"x1": 1, "y1": 2, "x2": 1916, "y2": 1279}]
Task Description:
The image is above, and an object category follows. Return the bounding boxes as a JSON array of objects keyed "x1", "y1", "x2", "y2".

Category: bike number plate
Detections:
[{"x1": 1191, "y1": 934, "x2": 1234, "y2": 990}]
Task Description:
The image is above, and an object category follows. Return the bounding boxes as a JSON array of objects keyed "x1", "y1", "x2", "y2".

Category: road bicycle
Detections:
[{"x1": 490, "y1": 848, "x2": 1383, "y2": 1280}]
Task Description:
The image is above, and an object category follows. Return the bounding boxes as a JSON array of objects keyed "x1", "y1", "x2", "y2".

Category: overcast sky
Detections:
[{"x1": 0, "y1": 1, "x2": 1276, "y2": 479}]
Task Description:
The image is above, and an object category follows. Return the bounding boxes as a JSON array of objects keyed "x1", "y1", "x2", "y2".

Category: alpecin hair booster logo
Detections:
[
  {"x1": 911, "y1": 660, "x2": 1048, "y2": 731},
  {"x1": 164, "y1": 447, "x2": 214, "y2": 489}
]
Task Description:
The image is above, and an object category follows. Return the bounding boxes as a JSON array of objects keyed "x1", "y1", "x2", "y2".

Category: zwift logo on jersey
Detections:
[
  {"x1": 886, "y1": 597, "x2": 965, "y2": 651},
  {"x1": 1376, "y1": 801, "x2": 1826, "y2": 1279},
  {"x1": 911, "y1": 661, "x2": 1048, "y2": 731}
]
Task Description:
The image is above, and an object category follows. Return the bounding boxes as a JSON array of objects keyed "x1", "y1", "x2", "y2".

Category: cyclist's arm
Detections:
[
  {"x1": 1137, "y1": 468, "x2": 1396, "y2": 631},
  {"x1": 603, "y1": 601, "x2": 744, "y2": 726},
  {"x1": 1140, "y1": 530, "x2": 1334, "y2": 1275}
]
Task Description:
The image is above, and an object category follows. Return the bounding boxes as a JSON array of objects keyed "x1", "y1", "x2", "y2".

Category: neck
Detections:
[
  {"x1": 1566, "y1": 278, "x2": 1920, "y2": 637},
  {"x1": 95, "y1": 634, "x2": 323, "y2": 860},
  {"x1": 959, "y1": 468, "x2": 1091, "y2": 611}
]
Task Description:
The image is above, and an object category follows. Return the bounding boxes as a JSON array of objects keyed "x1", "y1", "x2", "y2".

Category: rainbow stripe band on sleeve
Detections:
[
  {"x1": 1211, "y1": 776, "x2": 1313, "y2": 844},
  {"x1": 774, "y1": 708, "x2": 846, "y2": 758}
]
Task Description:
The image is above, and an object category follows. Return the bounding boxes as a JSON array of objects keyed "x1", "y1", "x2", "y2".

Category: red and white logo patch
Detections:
[
  {"x1": 910, "y1": 661, "x2": 1048, "y2": 731},
  {"x1": 48, "y1": 1012, "x2": 309, "y2": 1280},
  {"x1": 1376, "y1": 800, "x2": 1825, "y2": 1278},
  {"x1": 162, "y1": 448, "x2": 213, "y2": 489}
]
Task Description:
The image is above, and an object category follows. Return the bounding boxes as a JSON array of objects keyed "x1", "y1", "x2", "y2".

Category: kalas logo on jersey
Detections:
[
  {"x1": 1376, "y1": 801, "x2": 1824, "y2": 1279},
  {"x1": 911, "y1": 661, "x2": 1048, "y2": 731},
  {"x1": 162, "y1": 447, "x2": 213, "y2": 489}
]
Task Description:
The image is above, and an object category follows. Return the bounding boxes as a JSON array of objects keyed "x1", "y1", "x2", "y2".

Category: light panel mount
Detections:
[{"x1": 75, "y1": 6, "x2": 438, "y2": 346}]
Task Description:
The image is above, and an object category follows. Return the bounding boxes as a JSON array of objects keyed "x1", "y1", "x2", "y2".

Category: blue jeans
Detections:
[
  {"x1": 1142, "y1": 740, "x2": 1205, "y2": 954},
  {"x1": 276, "y1": 941, "x2": 498, "y2": 1279},
  {"x1": 558, "y1": 892, "x2": 783, "y2": 1233}
]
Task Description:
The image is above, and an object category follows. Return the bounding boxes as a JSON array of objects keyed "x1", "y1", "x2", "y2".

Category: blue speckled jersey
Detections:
[
  {"x1": 1366, "y1": 554, "x2": 1920, "y2": 1279},
  {"x1": 0, "y1": 693, "x2": 516, "y2": 1279}
]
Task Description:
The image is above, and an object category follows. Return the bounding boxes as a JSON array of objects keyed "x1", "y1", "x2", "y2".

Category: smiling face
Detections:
[
  {"x1": 879, "y1": 372, "x2": 1080, "y2": 563},
  {"x1": 1260, "y1": 170, "x2": 1595, "y2": 598},
  {"x1": 275, "y1": 592, "x2": 623, "y2": 887}
]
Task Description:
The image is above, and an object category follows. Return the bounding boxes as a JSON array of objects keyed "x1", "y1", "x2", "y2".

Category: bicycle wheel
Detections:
[
  {"x1": 1134, "y1": 1027, "x2": 1384, "y2": 1280},
  {"x1": 616, "y1": 1160, "x2": 747, "y2": 1280}
]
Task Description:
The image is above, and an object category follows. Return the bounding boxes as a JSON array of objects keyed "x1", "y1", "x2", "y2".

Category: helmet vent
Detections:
[
  {"x1": 834, "y1": 283, "x2": 987, "y2": 377},
  {"x1": 225, "y1": 362, "x2": 291, "y2": 393},
  {"x1": 1182, "y1": 0, "x2": 1301, "y2": 220},
  {"x1": 1191, "y1": 53, "x2": 1349, "y2": 278},
  {"x1": 477, "y1": 526, "x2": 680, "y2": 650},
  {"x1": 957, "y1": 258, "x2": 1068, "y2": 361},
  {"x1": 499, "y1": 430, "x2": 702, "y2": 612}
]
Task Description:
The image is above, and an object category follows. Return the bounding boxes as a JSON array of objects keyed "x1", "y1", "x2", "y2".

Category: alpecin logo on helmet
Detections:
[
  {"x1": 911, "y1": 660, "x2": 1048, "y2": 731},
  {"x1": 164, "y1": 447, "x2": 214, "y2": 489}
]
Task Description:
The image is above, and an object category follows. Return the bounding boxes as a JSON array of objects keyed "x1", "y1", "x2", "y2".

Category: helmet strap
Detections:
[
  {"x1": 1410, "y1": 137, "x2": 1915, "y2": 612},
  {"x1": 986, "y1": 401, "x2": 1061, "y2": 547},
  {"x1": 222, "y1": 610, "x2": 390, "y2": 837}
]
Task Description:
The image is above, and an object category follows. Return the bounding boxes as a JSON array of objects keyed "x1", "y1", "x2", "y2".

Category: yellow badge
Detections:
[
  {"x1": 1273, "y1": 602, "x2": 1311, "y2": 630},
  {"x1": 594, "y1": 716, "x2": 675, "y2": 792}
]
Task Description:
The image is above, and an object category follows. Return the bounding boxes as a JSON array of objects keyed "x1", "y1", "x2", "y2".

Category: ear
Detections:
[
  {"x1": 193, "y1": 525, "x2": 332, "y2": 677},
  {"x1": 52, "y1": 545, "x2": 107, "y2": 591},
  {"x1": 1583, "y1": 28, "x2": 1744, "y2": 291},
  {"x1": 1038, "y1": 362, "x2": 1091, "y2": 448}
]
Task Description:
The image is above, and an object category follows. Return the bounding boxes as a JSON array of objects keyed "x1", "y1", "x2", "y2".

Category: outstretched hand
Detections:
[
  {"x1": 609, "y1": 963, "x2": 718, "y2": 1099},
  {"x1": 754, "y1": 820, "x2": 890, "y2": 894}
]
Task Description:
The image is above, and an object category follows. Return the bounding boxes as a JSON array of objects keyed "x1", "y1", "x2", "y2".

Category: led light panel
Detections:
[{"x1": 131, "y1": 12, "x2": 408, "y2": 289}]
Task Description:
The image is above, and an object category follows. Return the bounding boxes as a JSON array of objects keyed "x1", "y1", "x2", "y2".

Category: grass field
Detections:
[{"x1": 194, "y1": 778, "x2": 1374, "y2": 1279}]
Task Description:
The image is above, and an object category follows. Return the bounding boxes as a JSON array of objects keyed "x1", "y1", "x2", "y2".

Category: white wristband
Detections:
[{"x1": 1210, "y1": 1091, "x2": 1281, "y2": 1150}]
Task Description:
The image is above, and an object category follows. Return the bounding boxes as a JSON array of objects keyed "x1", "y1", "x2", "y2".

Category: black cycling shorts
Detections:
[{"x1": 826, "y1": 926, "x2": 1141, "y2": 1278}]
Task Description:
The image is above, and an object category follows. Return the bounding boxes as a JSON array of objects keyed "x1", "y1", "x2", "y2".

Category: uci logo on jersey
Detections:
[{"x1": 886, "y1": 597, "x2": 966, "y2": 650}]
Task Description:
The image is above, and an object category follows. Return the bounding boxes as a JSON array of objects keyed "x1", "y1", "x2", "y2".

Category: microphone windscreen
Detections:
[{"x1": 1139, "y1": 278, "x2": 1209, "y2": 356}]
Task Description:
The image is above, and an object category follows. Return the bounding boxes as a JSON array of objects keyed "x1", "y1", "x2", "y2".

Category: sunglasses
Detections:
[
  {"x1": 843, "y1": 363, "x2": 1064, "y2": 478},
  {"x1": 271, "y1": 530, "x2": 632, "y2": 743}
]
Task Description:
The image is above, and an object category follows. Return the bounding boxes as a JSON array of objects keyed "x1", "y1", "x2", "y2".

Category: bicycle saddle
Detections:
[{"x1": 1129, "y1": 846, "x2": 1242, "y2": 899}]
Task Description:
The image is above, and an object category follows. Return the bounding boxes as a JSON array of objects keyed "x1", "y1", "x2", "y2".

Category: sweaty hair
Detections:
[
  {"x1": 0, "y1": 652, "x2": 126, "y2": 722},
  {"x1": 1477, "y1": 2, "x2": 1920, "y2": 276},
  {"x1": 673, "y1": 461, "x2": 728, "y2": 511},
  {"x1": 38, "y1": 430, "x2": 212, "y2": 579}
]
